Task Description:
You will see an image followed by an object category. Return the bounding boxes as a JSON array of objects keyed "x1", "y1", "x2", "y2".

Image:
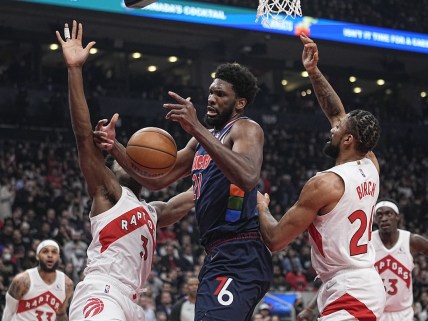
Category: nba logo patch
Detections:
[
  {"x1": 359, "y1": 169, "x2": 366, "y2": 177},
  {"x1": 104, "y1": 284, "x2": 110, "y2": 293}
]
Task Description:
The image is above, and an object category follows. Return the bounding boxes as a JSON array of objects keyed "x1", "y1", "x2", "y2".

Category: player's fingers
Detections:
[
  {"x1": 163, "y1": 103, "x2": 186, "y2": 110},
  {"x1": 71, "y1": 20, "x2": 77, "y2": 39},
  {"x1": 84, "y1": 41, "x2": 97, "y2": 53},
  {"x1": 55, "y1": 31, "x2": 64, "y2": 45},
  {"x1": 77, "y1": 22, "x2": 83, "y2": 41},
  {"x1": 168, "y1": 91, "x2": 187, "y2": 103},
  {"x1": 95, "y1": 119, "x2": 108, "y2": 130},
  {"x1": 110, "y1": 113, "x2": 119, "y2": 126}
]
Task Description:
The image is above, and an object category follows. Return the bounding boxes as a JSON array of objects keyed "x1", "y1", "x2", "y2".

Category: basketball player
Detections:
[
  {"x1": 56, "y1": 20, "x2": 194, "y2": 321},
  {"x1": 2, "y1": 240, "x2": 74, "y2": 321},
  {"x1": 94, "y1": 53, "x2": 272, "y2": 321},
  {"x1": 257, "y1": 33, "x2": 385, "y2": 321},
  {"x1": 373, "y1": 199, "x2": 428, "y2": 321}
]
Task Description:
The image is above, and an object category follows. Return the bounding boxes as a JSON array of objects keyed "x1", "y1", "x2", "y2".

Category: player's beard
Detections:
[
  {"x1": 39, "y1": 260, "x2": 59, "y2": 273},
  {"x1": 204, "y1": 103, "x2": 234, "y2": 130},
  {"x1": 323, "y1": 139, "x2": 340, "y2": 159}
]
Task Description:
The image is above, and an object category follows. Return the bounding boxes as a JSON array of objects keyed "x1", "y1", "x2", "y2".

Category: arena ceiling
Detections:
[{"x1": 1, "y1": 0, "x2": 427, "y2": 96}]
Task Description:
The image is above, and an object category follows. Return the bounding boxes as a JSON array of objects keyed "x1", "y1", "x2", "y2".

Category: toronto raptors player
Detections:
[
  {"x1": 257, "y1": 34, "x2": 385, "y2": 321},
  {"x1": 2, "y1": 240, "x2": 74, "y2": 321},
  {"x1": 56, "y1": 21, "x2": 194, "y2": 321},
  {"x1": 373, "y1": 200, "x2": 428, "y2": 321}
]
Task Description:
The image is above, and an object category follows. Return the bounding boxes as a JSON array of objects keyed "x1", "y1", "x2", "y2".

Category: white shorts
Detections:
[
  {"x1": 317, "y1": 268, "x2": 386, "y2": 321},
  {"x1": 380, "y1": 306, "x2": 413, "y2": 321},
  {"x1": 69, "y1": 274, "x2": 145, "y2": 321}
]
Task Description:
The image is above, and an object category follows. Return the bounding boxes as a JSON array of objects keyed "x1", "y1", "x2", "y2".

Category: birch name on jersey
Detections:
[
  {"x1": 17, "y1": 291, "x2": 62, "y2": 313},
  {"x1": 99, "y1": 206, "x2": 155, "y2": 253},
  {"x1": 375, "y1": 254, "x2": 411, "y2": 288},
  {"x1": 356, "y1": 181, "x2": 376, "y2": 200}
]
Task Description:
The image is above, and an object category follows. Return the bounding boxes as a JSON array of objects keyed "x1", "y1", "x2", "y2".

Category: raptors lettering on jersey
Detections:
[
  {"x1": 17, "y1": 291, "x2": 62, "y2": 313},
  {"x1": 98, "y1": 206, "x2": 155, "y2": 253},
  {"x1": 375, "y1": 254, "x2": 411, "y2": 288}
]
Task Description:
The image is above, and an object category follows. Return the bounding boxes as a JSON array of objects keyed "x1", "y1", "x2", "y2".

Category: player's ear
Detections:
[
  {"x1": 343, "y1": 134, "x2": 354, "y2": 145},
  {"x1": 235, "y1": 97, "x2": 247, "y2": 112}
]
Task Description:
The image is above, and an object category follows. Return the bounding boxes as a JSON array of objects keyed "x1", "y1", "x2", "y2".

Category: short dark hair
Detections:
[
  {"x1": 347, "y1": 109, "x2": 380, "y2": 154},
  {"x1": 215, "y1": 63, "x2": 259, "y2": 106},
  {"x1": 105, "y1": 154, "x2": 115, "y2": 170}
]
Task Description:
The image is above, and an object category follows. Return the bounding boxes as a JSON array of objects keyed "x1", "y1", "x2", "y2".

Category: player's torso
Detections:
[
  {"x1": 308, "y1": 158, "x2": 380, "y2": 281},
  {"x1": 85, "y1": 186, "x2": 157, "y2": 292},
  {"x1": 191, "y1": 117, "x2": 259, "y2": 247},
  {"x1": 373, "y1": 230, "x2": 414, "y2": 311},
  {"x1": 14, "y1": 268, "x2": 66, "y2": 321}
]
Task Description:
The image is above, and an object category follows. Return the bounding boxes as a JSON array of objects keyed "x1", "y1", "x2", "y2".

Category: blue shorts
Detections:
[{"x1": 195, "y1": 232, "x2": 273, "y2": 321}]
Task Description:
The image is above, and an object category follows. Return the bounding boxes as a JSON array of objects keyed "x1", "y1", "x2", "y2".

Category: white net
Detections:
[{"x1": 256, "y1": 0, "x2": 302, "y2": 25}]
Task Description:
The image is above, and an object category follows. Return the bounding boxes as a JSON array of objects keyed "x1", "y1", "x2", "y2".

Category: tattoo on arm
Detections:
[
  {"x1": 309, "y1": 70, "x2": 343, "y2": 118},
  {"x1": 8, "y1": 274, "x2": 30, "y2": 300}
]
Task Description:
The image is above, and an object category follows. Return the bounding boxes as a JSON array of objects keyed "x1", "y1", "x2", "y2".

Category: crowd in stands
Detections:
[
  {"x1": 192, "y1": 0, "x2": 428, "y2": 33},
  {"x1": 0, "y1": 77, "x2": 427, "y2": 320}
]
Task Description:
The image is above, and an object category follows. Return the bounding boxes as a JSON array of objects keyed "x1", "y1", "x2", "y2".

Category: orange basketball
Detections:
[{"x1": 126, "y1": 127, "x2": 177, "y2": 178}]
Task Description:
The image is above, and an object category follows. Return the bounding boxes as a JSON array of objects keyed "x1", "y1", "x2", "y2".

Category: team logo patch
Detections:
[{"x1": 83, "y1": 298, "x2": 104, "y2": 318}]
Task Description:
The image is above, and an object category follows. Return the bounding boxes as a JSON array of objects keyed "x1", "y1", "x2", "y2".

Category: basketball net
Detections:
[{"x1": 256, "y1": 0, "x2": 302, "y2": 26}]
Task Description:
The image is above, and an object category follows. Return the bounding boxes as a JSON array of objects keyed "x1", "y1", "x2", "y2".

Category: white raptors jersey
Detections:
[
  {"x1": 373, "y1": 229, "x2": 414, "y2": 312},
  {"x1": 84, "y1": 186, "x2": 157, "y2": 293},
  {"x1": 308, "y1": 158, "x2": 379, "y2": 282},
  {"x1": 14, "y1": 268, "x2": 66, "y2": 321}
]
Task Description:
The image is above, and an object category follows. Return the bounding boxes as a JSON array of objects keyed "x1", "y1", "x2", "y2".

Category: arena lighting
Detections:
[
  {"x1": 386, "y1": 88, "x2": 393, "y2": 95},
  {"x1": 49, "y1": 43, "x2": 59, "y2": 50},
  {"x1": 16, "y1": 0, "x2": 428, "y2": 54},
  {"x1": 301, "y1": 91, "x2": 307, "y2": 96},
  {"x1": 306, "y1": 89, "x2": 312, "y2": 94},
  {"x1": 301, "y1": 71, "x2": 309, "y2": 78},
  {"x1": 421, "y1": 91, "x2": 427, "y2": 98},
  {"x1": 89, "y1": 48, "x2": 98, "y2": 54},
  {"x1": 210, "y1": 72, "x2": 215, "y2": 79},
  {"x1": 132, "y1": 52, "x2": 142, "y2": 59},
  {"x1": 281, "y1": 80, "x2": 288, "y2": 86},
  {"x1": 376, "y1": 79, "x2": 385, "y2": 86},
  {"x1": 147, "y1": 65, "x2": 157, "y2": 72},
  {"x1": 353, "y1": 87, "x2": 362, "y2": 94},
  {"x1": 349, "y1": 76, "x2": 357, "y2": 83},
  {"x1": 168, "y1": 56, "x2": 178, "y2": 62}
]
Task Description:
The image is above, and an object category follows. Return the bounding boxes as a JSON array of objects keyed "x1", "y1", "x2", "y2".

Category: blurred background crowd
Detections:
[{"x1": 0, "y1": 0, "x2": 427, "y2": 320}]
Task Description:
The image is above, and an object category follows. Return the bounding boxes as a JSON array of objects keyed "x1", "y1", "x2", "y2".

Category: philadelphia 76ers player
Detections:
[
  {"x1": 56, "y1": 20, "x2": 195, "y2": 321},
  {"x1": 257, "y1": 33, "x2": 385, "y2": 321}
]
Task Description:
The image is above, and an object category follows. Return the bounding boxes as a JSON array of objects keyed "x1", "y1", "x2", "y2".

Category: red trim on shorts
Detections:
[
  {"x1": 308, "y1": 223, "x2": 325, "y2": 257},
  {"x1": 321, "y1": 293, "x2": 376, "y2": 321},
  {"x1": 205, "y1": 231, "x2": 262, "y2": 254}
]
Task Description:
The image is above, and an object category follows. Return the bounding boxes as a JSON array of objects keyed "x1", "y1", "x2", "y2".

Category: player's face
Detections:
[
  {"x1": 37, "y1": 246, "x2": 60, "y2": 272},
  {"x1": 205, "y1": 79, "x2": 239, "y2": 129},
  {"x1": 375, "y1": 206, "x2": 399, "y2": 233},
  {"x1": 323, "y1": 115, "x2": 348, "y2": 159}
]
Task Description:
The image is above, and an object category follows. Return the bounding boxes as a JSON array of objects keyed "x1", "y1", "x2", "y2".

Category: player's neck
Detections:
[
  {"x1": 379, "y1": 229, "x2": 399, "y2": 249},
  {"x1": 37, "y1": 268, "x2": 57, "y2": 285}
]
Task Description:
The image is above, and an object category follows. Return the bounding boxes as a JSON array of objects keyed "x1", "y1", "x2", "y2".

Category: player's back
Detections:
[
  {"x1": 84, "y1": 186, "x2": 157, "y2": 292},
  {"x1": 308, "y1": 158, "x2": 379, "y2": 282}
]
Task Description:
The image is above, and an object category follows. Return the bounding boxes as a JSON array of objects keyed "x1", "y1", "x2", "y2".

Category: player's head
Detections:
[
  {"x1": 205, "y1": 63, "x2": 259, "y2": 129},
  {"x1": 36, "y1": 239, "x2": 60, "y2": 272},
  {"x1": 374, "y1": 199, "x2": 400, "y2": 233},
  {"x1": 185, "y1": 276, "x2": 199, "y2": 299},
  {"x1": 323, "y1": 109, "x2": 380, "y2": 159},
  {"x1": 105, "y1": 154, "x2": 142, "y2": 195}
]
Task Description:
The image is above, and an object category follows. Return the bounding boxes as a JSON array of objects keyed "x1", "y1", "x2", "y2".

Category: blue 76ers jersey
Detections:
[{"x1": 191, "y1": 117, "x2": 260, "y2": 247}]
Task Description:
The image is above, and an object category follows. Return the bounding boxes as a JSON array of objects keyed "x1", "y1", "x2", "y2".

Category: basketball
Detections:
[{"x1": 126, "y1": 127, "x2": 177, "y2": 178}]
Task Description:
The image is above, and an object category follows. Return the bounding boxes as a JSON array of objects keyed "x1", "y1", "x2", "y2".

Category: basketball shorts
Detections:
[
  {"x1": 318, "y1": 268, "x2": 386, "y2": 321},
  {"x1": 195, "y1": 233, "x2": 273, "y2": 321},
  {"x1": 380, "y1": 306, "x2": 414, "y2": 321},
  {"x1": 69, "y1": 274, "x2": 145, "y2": 321}
]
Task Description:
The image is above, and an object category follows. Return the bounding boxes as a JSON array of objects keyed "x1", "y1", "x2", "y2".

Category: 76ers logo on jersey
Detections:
[
  {"x1": 214, "y1": 277, "x2": 234, "y2": 306},
  {"x1": 83, "y1": 298, "x2": 104, "y2": 318}
]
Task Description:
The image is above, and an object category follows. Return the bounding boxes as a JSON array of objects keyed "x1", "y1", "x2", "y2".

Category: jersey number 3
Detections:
[{"x1": 348, "y1": 208, "x2": 374, "y2": 256}]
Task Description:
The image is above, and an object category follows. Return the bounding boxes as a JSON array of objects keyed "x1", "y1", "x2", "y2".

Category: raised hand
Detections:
[
  {"x1": 93, "y1": 113, "x2": 119, "y2": 151},
  {"x1": 163, "y1": 91, "x2": 199, "y2": 134},
  {"x1": 257, "y1": 191, "x2": 270, "y2": 208},
  {"x1": 300, "y1": 33, "x2": 319, "y2": 72},
  {"x1": 55, "y1": 20, "x2": 96, "y2": 68}
]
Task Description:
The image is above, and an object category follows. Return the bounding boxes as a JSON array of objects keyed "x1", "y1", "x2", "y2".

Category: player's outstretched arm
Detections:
[
  {"x1": 258, "y1": 172, "x2": 342, "y2": 252},
  {"x1": 300, "y1": 34, "x2": 346, "y2": 127},
  {"x1": 150, "y1": 188, "x2": 195, "y2": 227},
  {"x1": 2, "y1": 272, "x2": 30, "y2": 321},
  {"x1": 57, "y1": 21, "x2": 120, "y2": 205}
]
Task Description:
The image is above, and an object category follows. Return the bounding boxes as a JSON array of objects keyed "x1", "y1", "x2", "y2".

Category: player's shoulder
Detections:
[
  {"x1": 9, "y1": 270, "x2": 31, "y2": 298},
  {"x1": 308, "y1": 171, "x2": 343, "y2": 191},
  {"x1": 64, "y1": 274, "x2": 75, "y2": 293}
]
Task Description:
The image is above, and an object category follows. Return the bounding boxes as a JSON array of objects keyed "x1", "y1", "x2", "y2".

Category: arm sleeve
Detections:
[{"x1": 2, "y1": 292, "x2": 19, "y2": 321}]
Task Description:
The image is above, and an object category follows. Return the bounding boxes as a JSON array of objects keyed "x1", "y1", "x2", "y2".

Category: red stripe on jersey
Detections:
[
  {"x1": 308, "y1": 223, "x2": 325, "y2": 257},
  {"x1": 99, "y1": 206, "x2": 155, "y2": 253},
  {"x1": 17, "y1": 291, "x2": 62, "y2": 313},
  {"x1": 321, "y1": 293, "x2": 376, "y2": 321}
]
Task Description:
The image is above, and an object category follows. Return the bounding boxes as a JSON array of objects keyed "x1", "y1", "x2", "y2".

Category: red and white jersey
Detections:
[
  {"x1": 373, "y1": 229, "x2": 414, "y2": 312},
  {"x1": 14, "y1": 268, "x2": 66, "y2": 321},
  {"x1": 308, "y1": 158, "x2": 379, "y2": 282},
  {"x1": 84, "y1": 186, "x2": 157, "y2": 293}
]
